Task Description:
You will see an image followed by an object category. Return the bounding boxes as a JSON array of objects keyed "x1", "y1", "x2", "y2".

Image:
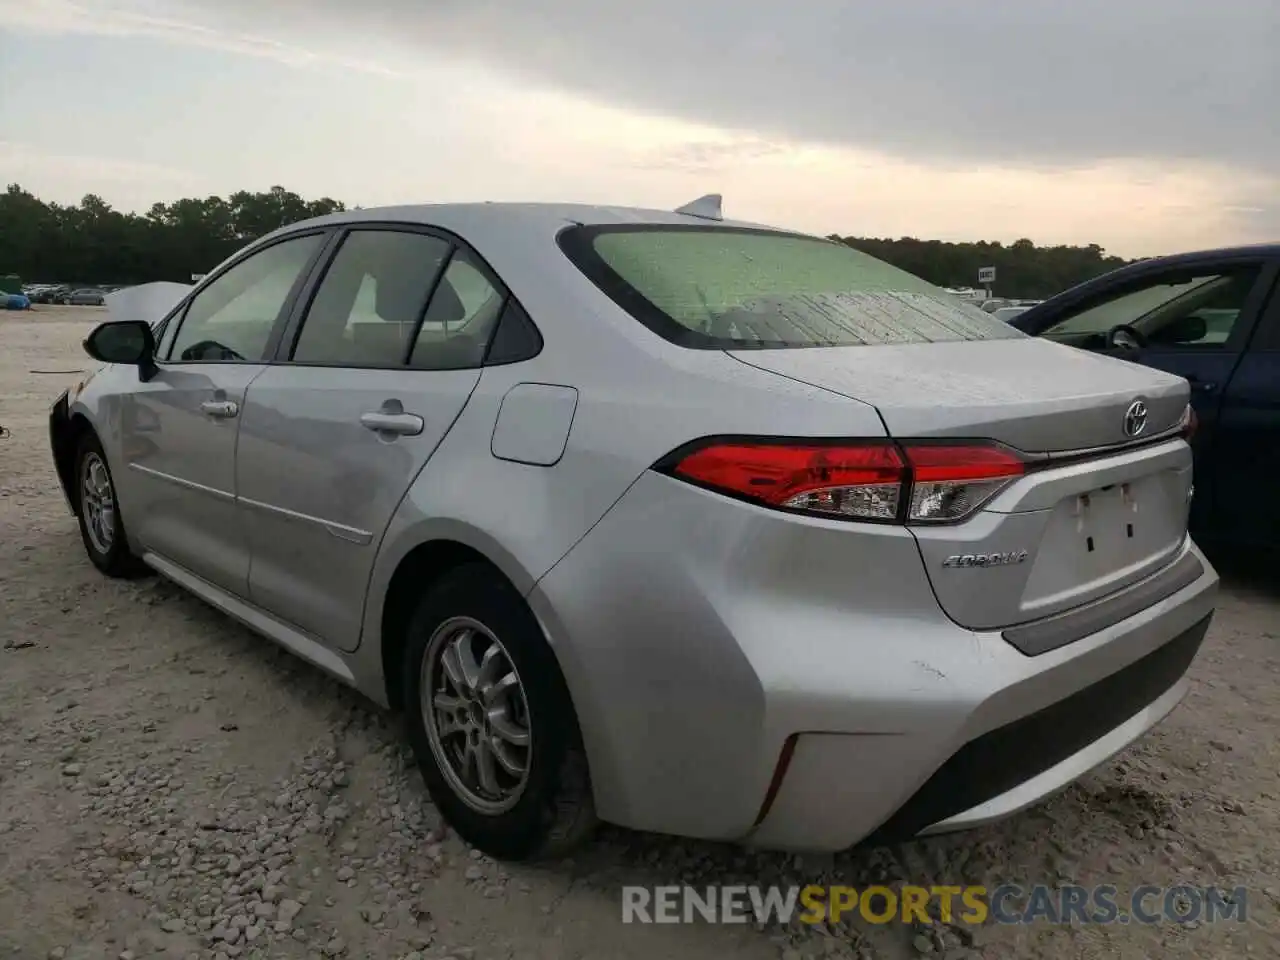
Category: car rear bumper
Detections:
[
  {"x1": 916, "y1": 661, "x2": 1191, "y2": 836},
  {"x1": 847, "y1": 613, "x2": 1205, "y2": 843},
  {"x1": 529, "y1": 470, "x2": 1219, "y2": 851}
]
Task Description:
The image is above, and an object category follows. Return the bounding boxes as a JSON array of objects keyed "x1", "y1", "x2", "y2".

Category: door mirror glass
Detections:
[{"x1": 84, "y1": 320, "x2": 155, "y2": 365}]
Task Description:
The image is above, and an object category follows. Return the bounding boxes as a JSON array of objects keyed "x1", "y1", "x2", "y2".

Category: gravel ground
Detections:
[{"x1": 2, "y1": 307, "x2": 1278, "y2": 960}]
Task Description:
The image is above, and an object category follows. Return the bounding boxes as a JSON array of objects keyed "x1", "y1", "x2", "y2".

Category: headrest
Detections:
[{"x1": 375, "y1": 266, "x2": 464, "y2": 324}]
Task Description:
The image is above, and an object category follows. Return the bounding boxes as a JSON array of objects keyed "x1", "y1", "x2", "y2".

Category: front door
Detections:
[
  {"x1": 235, "y1": 227, "x2": 509, "y2": 651},
  {"x1": 121, "y1": 231, "x2": 327, "y2": 594}
]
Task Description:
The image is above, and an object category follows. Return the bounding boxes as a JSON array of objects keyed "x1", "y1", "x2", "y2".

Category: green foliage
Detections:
[
  {"x1": 834, "y1": 235, "x2": 1131, "y2": 299},
  {"x1": 0, "y1": 184, "x2": 345, "y2": 285},
  {"x1": 1, "y1": 182, "x2": 1131, "y2": 296}
]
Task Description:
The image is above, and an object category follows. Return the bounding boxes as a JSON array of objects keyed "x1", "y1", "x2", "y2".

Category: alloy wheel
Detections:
[
  {"x1": 421, "y1": 616, "x2": 533, "y2": 814},
  {"x1": 80, "y1": 452, "x2": 116, "y2": 555}
]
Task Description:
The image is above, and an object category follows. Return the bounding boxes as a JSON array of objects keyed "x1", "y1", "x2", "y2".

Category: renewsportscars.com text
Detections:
[{"x1": 621, "y1": 884, "x2": 1248, "y2": 926}]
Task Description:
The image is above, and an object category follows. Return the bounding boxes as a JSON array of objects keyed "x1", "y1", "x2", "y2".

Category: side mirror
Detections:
[
  {"x1": 83, "y1": 320, "x2": 157, "y2": 379},
  {"x1": 1154, "y1": 314, "x2": 1208, "y2": 345}
]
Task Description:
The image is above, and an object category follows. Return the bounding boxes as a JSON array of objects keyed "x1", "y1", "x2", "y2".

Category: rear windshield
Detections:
[{"x1": 558, "y1": 225, "x2": 1024, "y2": 349}]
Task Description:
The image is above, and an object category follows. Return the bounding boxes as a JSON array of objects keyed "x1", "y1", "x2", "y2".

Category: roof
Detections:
[
  {"x1": 1121, "y1": 242, "x2": 1280, "y2": 268},
  {"x1": 259, "y1": 201, "x2": 793, "y2": 247},
  {"x1": 1034, "y1": 243, "x2": 1280, "y2": 299},
  {"x1": 1013, "y1": 242, "x2": 1280, "y2": 329}
]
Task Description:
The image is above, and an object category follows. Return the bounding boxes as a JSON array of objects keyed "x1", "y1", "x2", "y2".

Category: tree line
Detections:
[
  {"x1": 0, "y1": 184, "x2": 346, "y2": 290},
  {"x1": 1, "y1": 183, "x2": 1132, "y2": 298}
]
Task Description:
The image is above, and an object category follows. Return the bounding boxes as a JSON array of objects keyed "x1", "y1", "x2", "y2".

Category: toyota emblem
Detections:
[{"x1": 1123, "y1": 400, "x2": 1148, "y2": 438}]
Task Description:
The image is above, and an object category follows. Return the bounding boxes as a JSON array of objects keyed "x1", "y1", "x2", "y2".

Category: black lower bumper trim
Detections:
[
  {"x1": 864, "y1": 613, "x2": 1211, "y2": 845},
  {"x1": 49, "y1": 389, "x2": 77, "y2": 514}
]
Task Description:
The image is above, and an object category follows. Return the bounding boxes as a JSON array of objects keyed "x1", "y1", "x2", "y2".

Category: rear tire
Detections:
[
  {"x1": 402, "y1": 563, "x2": 596, "y2": 860},
  {"x1": 74, "y1": 432, "x2": 149, "y2": 579}
]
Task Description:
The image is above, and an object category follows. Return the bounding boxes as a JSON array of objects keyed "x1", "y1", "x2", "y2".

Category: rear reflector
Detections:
[
  {"x1": 658, "y1": 438, "x2": 1025, "y2": 524},
  {"x1": 752, "y1": 734, "x2": 798, "y2": 827}
]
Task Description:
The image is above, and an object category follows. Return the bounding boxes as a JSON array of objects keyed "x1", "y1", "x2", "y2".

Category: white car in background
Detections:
[{"x1": 994, "y1": 305, "x2": 1032, "y2": 323}]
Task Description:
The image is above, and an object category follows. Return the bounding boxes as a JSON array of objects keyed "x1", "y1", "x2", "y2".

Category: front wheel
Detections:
[
  {"x1": 402, "y1": 564, "x2": 596, "y2": 860},
  {"x1": 75, "y1": 433, "x2": 149, "y2": 578}
]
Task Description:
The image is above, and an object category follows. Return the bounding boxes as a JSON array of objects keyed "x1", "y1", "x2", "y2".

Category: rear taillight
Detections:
[
  {"x1": 657, "y1": 438, "x2": 1024, "y2": 524},
  {"x1": 666, "y1": 441, "x2": 906, "y2": 520},
  {"x1": 1179, "y1": 403, "x2": 1197, "y2": 441},
  {"x1": 905, "y1": 444, "x2": 1025, "y2": 523}
]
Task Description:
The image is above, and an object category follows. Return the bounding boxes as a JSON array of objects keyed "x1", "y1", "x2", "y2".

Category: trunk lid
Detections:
[
  {"x1": 731, "y1": 339, "x2": 1194, "y2": 631},
  {"x1": 729, "y1": 337, "x2": 1188, "y2": 452}
]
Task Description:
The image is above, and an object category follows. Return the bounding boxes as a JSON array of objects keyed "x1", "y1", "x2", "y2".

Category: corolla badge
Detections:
[
  {"x1": 941, "y1": 550, "x2": 1029, "y2": 569},
  {"x1": 1123, "y1": 399, "x2": 1148, "y2": 438}
]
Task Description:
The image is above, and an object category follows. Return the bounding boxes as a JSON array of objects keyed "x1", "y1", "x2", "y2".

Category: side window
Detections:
[
  {"x1": 1041, "y1": 267, "x2": 1260, "y2": 348},
  {"x1": 156, "y1": 298, "x2": 192, "y2": 358},
  {"x1": 169, "y1": 234, "x2": 323, "y2": 362},
  {"x1": 484, "y1": 299, "x2": 543, "y2": 365},
  {"x1": 154, "y1": 314, "x2": 175, "y2": 357},
  {"x1": 409, "y1": 250, "x2": 505, "y2": 370},
  {"x1": 292, "y1": 230, "x2": 452, "y2": 366}
]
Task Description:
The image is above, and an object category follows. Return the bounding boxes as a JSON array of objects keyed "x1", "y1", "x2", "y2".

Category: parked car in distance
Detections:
[
  {"x1": 993, "y1": 305, "x2": 1031, "y2": 323},
  {"x1": 2, "y1": 289, "x2": 31, "y2": 310},
  {"x1": 65, "y1": 287, "x2": 107, "y2": 306},
  {"x1": 1012, "y1": 243, "x2": 1280, "y2": 551},
  {"x1": 50, "y1": 198, "x2": 1217, "y2": 860},
  {"x1": 27, "y1": 284, "x2": 66, "y2": 304}
]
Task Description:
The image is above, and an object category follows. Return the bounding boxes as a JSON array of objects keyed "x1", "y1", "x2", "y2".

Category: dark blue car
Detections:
[{"x1": 1011, "y1": 243, "x2": 1280, "y2": 550}]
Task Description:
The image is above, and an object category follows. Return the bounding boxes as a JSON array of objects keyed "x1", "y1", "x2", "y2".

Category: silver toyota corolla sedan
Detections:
[{"x1": 49, "y1": 197, "x2": 1218, "y2": 860}]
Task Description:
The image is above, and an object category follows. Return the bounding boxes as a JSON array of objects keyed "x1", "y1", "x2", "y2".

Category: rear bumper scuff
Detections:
[{"x1": 865, "y1": 613, "x2": 1209, "y2": 844}]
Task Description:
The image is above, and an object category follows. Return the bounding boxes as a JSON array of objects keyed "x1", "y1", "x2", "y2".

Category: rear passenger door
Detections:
[{"x1": 233, "y1": 225, "x2": 513, "y2": 652}]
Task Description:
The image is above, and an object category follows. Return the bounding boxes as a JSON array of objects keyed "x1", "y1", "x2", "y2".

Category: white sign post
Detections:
[{"x1": 977, "y1": 266, "x2": 996, "y2": 298}]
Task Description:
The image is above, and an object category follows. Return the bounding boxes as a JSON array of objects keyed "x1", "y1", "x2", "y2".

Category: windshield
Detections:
[{"x1": 558, "y1": 225, "x2": 1023, "y2": 349}]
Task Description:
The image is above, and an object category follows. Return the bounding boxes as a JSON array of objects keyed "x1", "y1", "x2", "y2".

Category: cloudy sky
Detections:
[{"x1": 1, "y1": 0, "x2": 1276, "y2": 256}]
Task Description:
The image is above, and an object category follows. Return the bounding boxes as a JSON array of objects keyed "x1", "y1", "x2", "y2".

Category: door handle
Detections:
[
  {"x1": 360, "y1": 411, "x2": 424, "y2": 437},
  {"x1": 200, "y1": 400, "x2": 239, "y2": 419}
]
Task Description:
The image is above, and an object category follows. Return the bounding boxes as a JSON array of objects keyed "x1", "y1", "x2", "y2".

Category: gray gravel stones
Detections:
[
  {"x1": 62, "y1": 744, "x2": 365, "y2": 957},
  {"x1": 52, "y1": 728, "x2": 475, "y2": 959}
]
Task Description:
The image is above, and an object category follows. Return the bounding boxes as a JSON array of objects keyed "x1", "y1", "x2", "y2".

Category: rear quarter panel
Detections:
[
  {"x1": 354, "y1": 338, "x2": 892, "y2": 638},
  {"x1": 350, "y1": 240, "x2": 895, "y2": 708}
]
